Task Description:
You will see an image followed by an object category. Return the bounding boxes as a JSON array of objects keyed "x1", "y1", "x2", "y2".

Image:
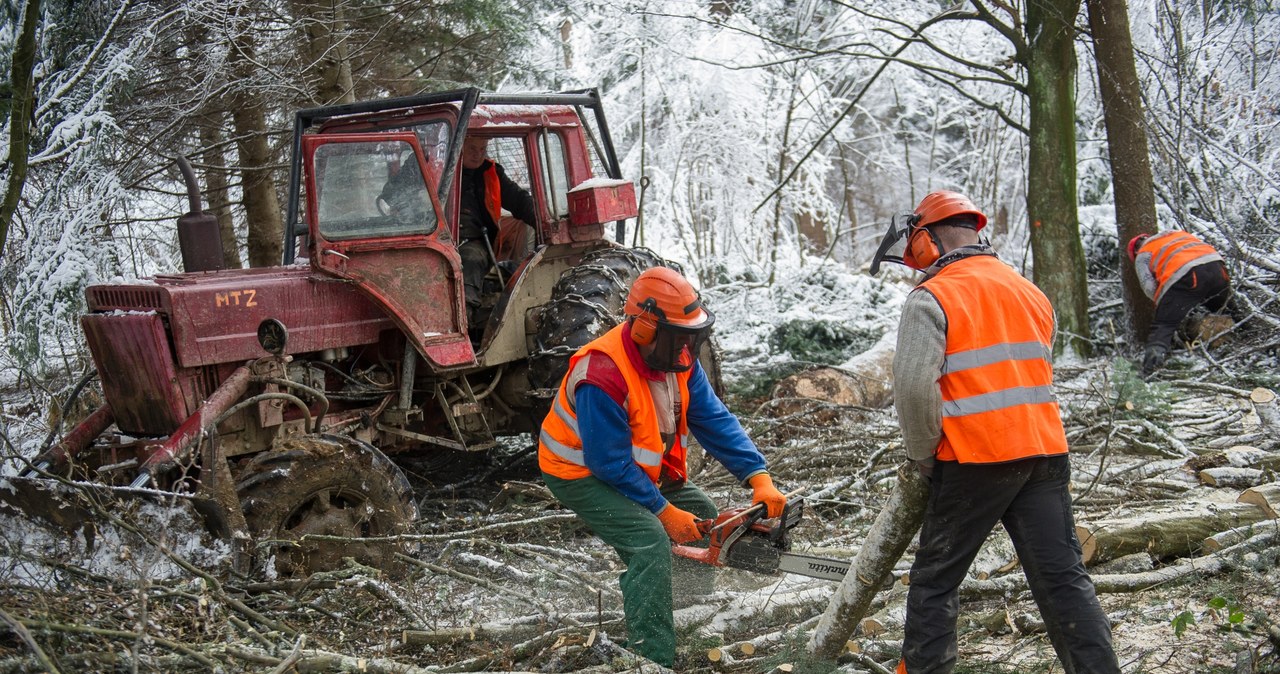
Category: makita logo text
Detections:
[{"x1": 808, "y1": 562, "x2": 848, "y2": 575}]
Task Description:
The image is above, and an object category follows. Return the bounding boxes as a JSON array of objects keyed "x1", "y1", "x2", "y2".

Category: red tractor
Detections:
[{"x1": 13, "y1": 89, "x2": 710, "y2": 574}]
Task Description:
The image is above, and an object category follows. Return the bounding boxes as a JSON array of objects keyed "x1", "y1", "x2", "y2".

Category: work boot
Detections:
[{"x1": 1141, "y1": 346, "x2": 1168, "y2": 377}]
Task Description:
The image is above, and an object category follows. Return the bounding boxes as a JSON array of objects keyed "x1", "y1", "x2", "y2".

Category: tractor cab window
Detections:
[
  {"x1": 486, "y1": 137, "x2": 533, "y2": 193},
  {"x1": 313, "y1": 140, "x2": 438, "y2": 240},
  {"x1": 539, "y1": 132, "x2": 570, "y2": 219}
]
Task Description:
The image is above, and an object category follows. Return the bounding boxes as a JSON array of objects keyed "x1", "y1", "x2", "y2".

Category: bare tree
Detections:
[
  {"x1": 225, "y1": 5, "x2": 284, "y2": 268},
  {"x1": 1023, "y1": 0, "x2": 1090, "y2": 355},
  {"x1": 0, "y1": 0, "x2": 44, "y2": 258},
  {"x1": 1085, "y1": 0, "x2": 1156, "y2": 344}
]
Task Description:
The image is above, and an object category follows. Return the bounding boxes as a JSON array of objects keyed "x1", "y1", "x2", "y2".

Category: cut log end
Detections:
[
  {"x1": 1076, "y1": 525, "x2": 1099, "y2": 565},
  {"x1": 1238, "y1": 483, "x2": 1280, "y2": 520}
]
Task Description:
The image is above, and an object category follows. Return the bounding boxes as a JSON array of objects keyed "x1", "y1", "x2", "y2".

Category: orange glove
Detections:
[
  {"x1": 748, "y1": 473, "x2": 786, "y2": 518},
  {"x1": 656, "y1": 504, "x2": 702, "y2": 544}
]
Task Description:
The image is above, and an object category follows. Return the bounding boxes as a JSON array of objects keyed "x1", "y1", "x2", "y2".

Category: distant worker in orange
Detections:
[
  {"x1": 1127, "y1": 231, "x2": 1231, "y2": 375},
  {"x1": 871, "y1": 191, "x2": 1119, "y2": 674},
  {"x1": 538, "y1": 267, "x2": 786, "y2": 668}
]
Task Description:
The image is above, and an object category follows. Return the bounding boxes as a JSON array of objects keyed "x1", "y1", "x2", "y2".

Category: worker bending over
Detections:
[{"x1": 1128, "y1": 231, "x2": 1231, "y2": 375}]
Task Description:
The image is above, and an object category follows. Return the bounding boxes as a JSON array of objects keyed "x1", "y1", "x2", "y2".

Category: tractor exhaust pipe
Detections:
[{"x1": 175, "y1": 156, "x2": 226, "y2": 273}]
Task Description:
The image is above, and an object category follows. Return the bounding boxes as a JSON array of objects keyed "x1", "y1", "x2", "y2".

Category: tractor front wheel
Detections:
[{"x1": 235, "y1": 434, "x2": 418, "y2": 576}]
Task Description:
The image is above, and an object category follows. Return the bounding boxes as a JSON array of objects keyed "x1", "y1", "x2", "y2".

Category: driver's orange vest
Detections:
[
  {"x1": 482, "y1": 163, "x2": 502, "y2": 226},
  {"x1": 920, "y1": 256, "x2": 1068, "y2": 464},
  {"x1": 538, "y1": 325, "x2": 692, "y2": 482},
  {"x1": 1138, "y1": 231, "x2": 1221, "y2": 304}
]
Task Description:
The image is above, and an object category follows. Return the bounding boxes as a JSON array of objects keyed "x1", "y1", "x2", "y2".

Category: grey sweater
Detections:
[{"x1": 893, "y1": 290, "x2": 947, "y2": 467}]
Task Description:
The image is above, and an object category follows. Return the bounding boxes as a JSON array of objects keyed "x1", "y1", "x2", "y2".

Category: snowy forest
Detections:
[{"x1": 2, "y1": 0, "x2": 1280, "y2": 672}]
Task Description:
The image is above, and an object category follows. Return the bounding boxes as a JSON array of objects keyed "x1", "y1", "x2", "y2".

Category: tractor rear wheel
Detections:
[
  {"x1": 529, "y1": 247, "x2": 665, "y2": 391},
  {"x1": 235, "y1": 434, "x2": 418, "y2": 576}
]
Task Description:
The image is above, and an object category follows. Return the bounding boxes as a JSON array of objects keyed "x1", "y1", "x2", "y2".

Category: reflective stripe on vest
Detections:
[
  {"x1": 1140, "y1": 231, "x2": 1220, "y2": 304},
  {"x1": 537, "y1": 324, "x2": 692, "y2": 480},
  {"x1": 920, "y1": 255, "x2": 1069, "y2": 464}
]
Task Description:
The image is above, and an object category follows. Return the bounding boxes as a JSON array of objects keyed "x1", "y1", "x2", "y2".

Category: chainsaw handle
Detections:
[{"x1": 710, "y1": 487, "x2": 806, "y2": 533}]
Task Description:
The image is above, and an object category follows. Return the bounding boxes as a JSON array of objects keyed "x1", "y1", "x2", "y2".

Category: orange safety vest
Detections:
[
  {"x1": 538, "y1": 324, "x2": 693, "y2": 481},
  {"x1": 920, "y1": 255, "x2": 1068, "y2": 464},
  {"x1": 1139, "y1": 231, "x2": 1222, "y2": 304},
  {"x1": 481, "y1": 162, "x2": 503, "y2": 227}
]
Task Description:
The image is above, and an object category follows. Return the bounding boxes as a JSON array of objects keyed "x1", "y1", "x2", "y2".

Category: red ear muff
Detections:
[{"x1": 904, "y1": 227, "x2": 942, "y2": 270}]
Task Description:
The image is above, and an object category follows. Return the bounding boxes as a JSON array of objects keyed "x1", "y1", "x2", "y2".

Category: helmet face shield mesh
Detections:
[
  {"x1": 869, "y1": 214, "x2": 919, "y2": 275},
  {"x1": 641, "y1": 308, "x2": 716, "y2": 372}
]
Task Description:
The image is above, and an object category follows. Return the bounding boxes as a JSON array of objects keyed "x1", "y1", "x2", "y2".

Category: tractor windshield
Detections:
[{"x1": 313, "y1": 139, "x2": 439, "y2": 240}]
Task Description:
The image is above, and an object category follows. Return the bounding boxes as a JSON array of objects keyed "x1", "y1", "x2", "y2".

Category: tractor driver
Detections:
[
  {"x1": 538, "y1": 267, "x2": 787, "y2": 668},
  {"x1": 458, "y1": 136, "x2": 538, "y2": 327}
]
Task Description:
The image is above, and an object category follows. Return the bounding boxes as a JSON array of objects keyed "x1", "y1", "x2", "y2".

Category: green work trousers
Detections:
[{"x1": 543, "y1": 473, "x2": 717, "y2": 667}]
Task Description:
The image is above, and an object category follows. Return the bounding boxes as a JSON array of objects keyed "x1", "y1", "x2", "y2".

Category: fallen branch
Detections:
[
  {"x1": 809, "y1": 463, "x2": 929, "y2": 659},
  {"x1": 0, "y1": 607, "x2": 61, "y2": 674}
]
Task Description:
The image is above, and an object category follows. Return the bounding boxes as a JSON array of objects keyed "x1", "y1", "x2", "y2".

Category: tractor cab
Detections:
[{"x1": 291, "y1": 89, "x2": 638, "y2": 371}]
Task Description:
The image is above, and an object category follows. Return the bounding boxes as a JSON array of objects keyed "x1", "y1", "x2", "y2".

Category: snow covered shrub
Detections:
[
  {"x1": 703, "y1": 259, "x2": 907, "y2": 402},
  {"x1": 767, "y1": 319, "x2": 881, "y2": 366}
]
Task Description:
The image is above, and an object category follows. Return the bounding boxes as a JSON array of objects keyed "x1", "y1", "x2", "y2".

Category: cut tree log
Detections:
[
  {"x1": 1089, "y1": 552, "x2": 1153, "y2": 575},
  {"x1": 1251, "y1": 387, "x2": 1279, "y2": 435},
  {"x1": 858, "y1": 602, "x2": 906, "y2": 638},
  {"x1": 1198, "y1": 467, "x2": 1266, "y2": 489},
  {"x1": 808, "y1": 463, "x2": 929, "y2": 660},
  {"x1": 767, "y1": 332, "x2": 897, "y2": 420},
  {"x1": 1075, "y1": 501, "x2": 1270, "y2": 565},
  {"x1": 959, "y1": 526, "x2": 1280, "y2": 597},
  {"x1": 1238, "y1": 482, "x2": 1280, "y2": 519},
  {"x1": 1203, "y1": 519, "x2": 1280, "y2": 553}
]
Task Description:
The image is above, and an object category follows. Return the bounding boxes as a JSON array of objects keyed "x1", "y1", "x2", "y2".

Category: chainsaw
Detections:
[{"x1": 671, "y1": 496, "x2": 851, "y2": 582}]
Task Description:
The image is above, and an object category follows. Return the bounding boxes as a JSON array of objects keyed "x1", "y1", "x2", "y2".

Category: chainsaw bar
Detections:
[{"x1": 776, "y1": 551, "x2": 851, "y2": 581}]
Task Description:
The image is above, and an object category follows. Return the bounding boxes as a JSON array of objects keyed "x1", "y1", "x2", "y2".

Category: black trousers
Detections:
[
  {"x1": 903, "y1": 456, "x2": 1119, "y2": 674},
  {"x1": 1147, "y1": 261, "x2": 1231, "y2": 353},
  {"x1": 458, "y1": 239, "x2": 492, "y2": 315}
]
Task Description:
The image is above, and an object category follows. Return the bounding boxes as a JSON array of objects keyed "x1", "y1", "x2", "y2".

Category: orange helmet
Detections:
[
  {"x1": 914, "y1": 190, "x2": 987, "y2": 230},
  {"x1": 624, "y1": 267, "x2": 715, "y2": 372}
]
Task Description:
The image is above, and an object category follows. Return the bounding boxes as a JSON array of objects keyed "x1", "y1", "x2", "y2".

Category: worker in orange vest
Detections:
[
  {"x1": 1127, "y1": 231, "x2": 1231, "y2": 375},
  {"x1": 538, "y1": 267, "x2": 786, "y2": 668},
  {"x1": 872, "y1": 191, "x2": 1119, "y2": 674}
]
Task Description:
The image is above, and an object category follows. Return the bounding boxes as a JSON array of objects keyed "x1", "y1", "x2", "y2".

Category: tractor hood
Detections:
[{"x1": 86, "y1": 266, "x2": 395, "y2": 369}]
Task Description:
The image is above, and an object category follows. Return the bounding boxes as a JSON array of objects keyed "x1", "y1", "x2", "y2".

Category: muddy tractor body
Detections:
[{"x1": 16, "y1": 89, "x2": 704, "y2": 574}]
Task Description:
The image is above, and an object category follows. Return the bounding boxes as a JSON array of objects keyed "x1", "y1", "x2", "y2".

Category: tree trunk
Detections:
[
  {"x1": 1025, "y1": 0, "x2": 1090, "y2": 357},
  {"x1": 200, "y1": 120, "x2": 243, "y2": 269},
  {"x1": 291, "y1": 0, "x2": 356, "y2": 105},
  {"x1": 0, "y1": 0, "x2": 43, "y2": 257},
  {"x1": 1086, "y1": 0, "x2": 1158, "y2": 345},
  {"x1": 808, "y1": 463, "x2": 929, "y2": 660},
  {"x1": 1075, "y1": 501, "x2": 1271, "y2": 565},
  {"x1": 227, "y1": 16, "x2": 284, "y2": 268}
]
